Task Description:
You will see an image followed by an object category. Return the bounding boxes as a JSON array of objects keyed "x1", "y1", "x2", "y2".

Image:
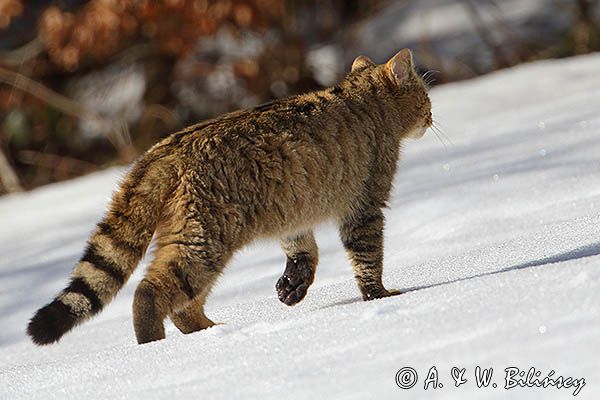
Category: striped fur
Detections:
[
  {"x1": 28, "y1": 49, "x2": 432, "y2": 345},
  {"x1": 27, "y1": 151, "x2": 177, "y2": 345}
]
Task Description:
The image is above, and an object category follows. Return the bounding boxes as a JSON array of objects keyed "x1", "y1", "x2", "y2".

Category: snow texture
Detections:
[{"x1": 1, "y1": 54, "x2": 600, "y2": 399}]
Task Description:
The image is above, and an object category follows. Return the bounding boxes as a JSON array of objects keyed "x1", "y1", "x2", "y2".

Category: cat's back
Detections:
[
  {"x1": 171, "y1": 94, "x2": 335, "y2": 167},
  {"x1": 157, "y1": 93, "x2": 372, "y2": 230}
]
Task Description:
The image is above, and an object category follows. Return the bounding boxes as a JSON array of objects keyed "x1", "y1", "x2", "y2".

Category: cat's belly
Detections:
[{"x1": 247, "y1": 160, "x2": 367, "y2": 238}]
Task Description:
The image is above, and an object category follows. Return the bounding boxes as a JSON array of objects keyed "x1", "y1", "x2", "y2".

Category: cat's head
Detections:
[{"x1": 350, "y1": 49, "x2": 432, "y2": 140}]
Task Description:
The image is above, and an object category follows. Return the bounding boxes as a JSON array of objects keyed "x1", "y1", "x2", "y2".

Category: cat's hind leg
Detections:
[
  {"x1": 132, "y1": 243, "x2": 223, "y2": 344},
  {"x1": 276, "y1": 230, "x2": 319, "y2": 306},
  {"x1": 169, "y1": 286, "x2": 216, "y2": 334}
]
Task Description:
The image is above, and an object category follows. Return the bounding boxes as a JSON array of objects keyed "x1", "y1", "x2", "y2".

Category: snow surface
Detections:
[{"x1": 2, "y1": 54, "x2": 600, "y2": 399}]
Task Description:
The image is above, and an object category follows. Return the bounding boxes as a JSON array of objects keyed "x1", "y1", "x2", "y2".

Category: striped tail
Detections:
[{"x1": 27, "y1": 152, "x2": 176, "y2": 345}]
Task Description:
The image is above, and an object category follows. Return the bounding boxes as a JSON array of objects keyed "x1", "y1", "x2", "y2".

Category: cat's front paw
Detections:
[
  {"x1": 361, "y1": 287, "x2": 401, "y2": 301},
  {"x1": 276, "y1": 253, "x2": 314, "y2": 306}
]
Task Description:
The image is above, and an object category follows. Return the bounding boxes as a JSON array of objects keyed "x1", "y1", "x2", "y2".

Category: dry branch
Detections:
[
  {"x1": 0, "y1": 66, "x2": 126, "y2": 150},
  {"x1": 0, "y1": 145, "x2": 23, "y2": 193}
]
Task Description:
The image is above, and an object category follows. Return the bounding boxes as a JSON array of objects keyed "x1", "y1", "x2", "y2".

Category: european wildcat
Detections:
[{"x1": 28, "y1": 49, "x2": 432, "y2": 345}]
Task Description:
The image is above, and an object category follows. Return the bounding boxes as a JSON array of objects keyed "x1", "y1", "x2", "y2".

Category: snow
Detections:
[{"x1": 2, "y1": 54, "x2": 600, "y2": 399}]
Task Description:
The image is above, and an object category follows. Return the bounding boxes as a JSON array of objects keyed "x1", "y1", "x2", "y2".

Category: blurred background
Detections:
[{"x1": 0, "y1": 0, "x2": 598, "y2": 194}]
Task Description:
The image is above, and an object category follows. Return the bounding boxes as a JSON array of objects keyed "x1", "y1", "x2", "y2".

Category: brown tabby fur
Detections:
[{"x1": 27, "y1": 49, "x2": 432, "y2": 345}]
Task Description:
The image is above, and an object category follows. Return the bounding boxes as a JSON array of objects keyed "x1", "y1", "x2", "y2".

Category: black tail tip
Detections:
[{"x1": 27, "y1": 300, "x2": 77, "y2": 345}]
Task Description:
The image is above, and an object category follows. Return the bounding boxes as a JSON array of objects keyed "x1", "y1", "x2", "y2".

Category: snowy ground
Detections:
[{"x1": 1, "y1": 54, "x2": 599, "y2": 399}]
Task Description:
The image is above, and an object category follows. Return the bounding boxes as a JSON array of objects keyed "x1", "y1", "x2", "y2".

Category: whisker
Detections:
[
  {"x1": 432, "y1": 120, "x2": 454, "y2": 147},
  {"x1": 421, "y1": 71, "x2": 439, "y2": 91},
  {"x1": 433, "y1": 122, "x2": 452, "y2": 145},
  {"x1": 421, "y1": 70, "x2": 440, "y2": 87},
  {"x1": 426, "y1": 118, "x2": 447, "y2": 148},
  {"x1": 422, "y1": 70, "x2": 437, "y2": 80},
  {"x1": 429, "y1": 126, "x2": 447, "y2": 148}
]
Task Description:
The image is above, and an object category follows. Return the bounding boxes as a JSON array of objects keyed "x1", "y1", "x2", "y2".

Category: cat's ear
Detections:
[
  {"x1": 386, "y1": 48, "x2": 414, "y2": 84},
  {"x1": 351, "y1": 55, "x2": 375, "y2": 72}
]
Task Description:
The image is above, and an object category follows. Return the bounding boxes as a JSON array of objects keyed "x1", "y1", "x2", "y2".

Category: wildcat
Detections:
[{"x1": 28, "y1": 49, "x2": 432, "y2": 345}]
